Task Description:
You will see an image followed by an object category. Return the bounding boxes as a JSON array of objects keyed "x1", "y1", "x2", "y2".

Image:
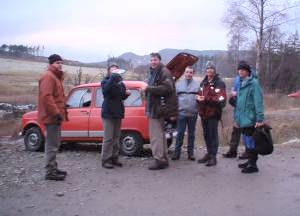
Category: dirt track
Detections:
[{"x1": 1, "y1": 138, "x2": 300, "y2": 216}]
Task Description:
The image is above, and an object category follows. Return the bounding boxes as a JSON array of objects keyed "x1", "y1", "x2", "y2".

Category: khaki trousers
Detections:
[
  {"x1": 101, "y1": 118, "x2": 122, "y2": 162},
  {"x1": 149, "y1": 118, "x2": 168, "y2": 162},
  {"x1": 45, "y1": 124, "x2": 61, "y2": 173}
]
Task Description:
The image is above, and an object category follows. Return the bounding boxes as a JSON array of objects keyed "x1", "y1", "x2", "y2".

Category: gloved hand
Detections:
[
  {"x1": 111, "y1": 73, "x2": 122, "y2": 83},
  {"x1": 54, "y1": 114, "x2": 63, "y2": 125}
]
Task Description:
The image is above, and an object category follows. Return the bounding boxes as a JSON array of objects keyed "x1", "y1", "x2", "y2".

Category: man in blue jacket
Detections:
[
  {"x1": 234, "y1": 61, "x2": 264, "y2": 173},
  {"x1": 101, "y1": 64, "x2": 130, "y2": 169}
]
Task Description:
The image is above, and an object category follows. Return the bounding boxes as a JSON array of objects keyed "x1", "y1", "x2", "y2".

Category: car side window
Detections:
[
  {"x1": 95, "y1": 88, "x2": 104, "y2": 108},
  {"x1": 67, "y1": 88, "x2": 92, "y2": 108},
  {"x1": 95, "y1": 88, "x2": 142, "y2": 107},
  {"x1": 124, "y1": 90, "x2": 142, "y2": 107}
]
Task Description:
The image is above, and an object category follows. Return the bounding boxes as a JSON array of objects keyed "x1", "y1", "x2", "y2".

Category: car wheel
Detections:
[
  {"x1": 120, "y1": 132, "x2": 143, "y2": 156},
  {"x1": 24, "y1": 127, "x2": 45, "y2": 152}
]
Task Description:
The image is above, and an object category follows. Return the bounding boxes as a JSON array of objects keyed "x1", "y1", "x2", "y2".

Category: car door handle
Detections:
[{"x1": 80, "y1": 110, "x2": 90, "y2": 114}]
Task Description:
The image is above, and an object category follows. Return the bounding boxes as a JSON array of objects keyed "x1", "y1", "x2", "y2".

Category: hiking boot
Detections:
[
  {"x1": 238, "y1": 161, "x2": 249, "y2": 169},
  {"x1": 148, "y1": 160, "x2": 168, "y2": 170},
  {"x1": 222, "y1": 150, "x2": 237, "y2": 158},
  {"x1": 45, "y1": 171, "x2": 66, "y2": 181},
  {"x1": 102, "y1": 161, "x2": 114, "y2": 169},
  {"x1": 241, "y1": 165, "x2": 259, "y2": 174},
  {"x1": 197, "y1": 154, "x2": 210, "y2": 164},
  {"x1": 206, "y1": 156, "x2": 217, "y2": 167},
  {"x1": 112, "y1": 159, "x2": 123, "y2": 167},
  {"x1": 188, "y1": 155, "x2": 195, "y2": 161},
  {"x1": 241, "y1": 150, "x2": 258, "y2": 173},
  {"x1": 56, "y1": 168, "x2": 67, "y2": 176},
  {"x1": 239, "y1": 151, "x2": 249, "y2": 160}
]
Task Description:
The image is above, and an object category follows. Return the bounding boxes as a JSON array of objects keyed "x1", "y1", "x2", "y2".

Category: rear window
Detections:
[{"x1": 95, "y1": 88, "x2": 142, "y2": 107}]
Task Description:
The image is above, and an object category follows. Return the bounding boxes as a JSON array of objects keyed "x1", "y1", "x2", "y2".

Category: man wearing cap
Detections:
[
  {"x1": 38, "y1": 54, "x2": 68, "y2": 181},
  {"x1": 101, "y1": 64, "x2": 131, "y2": 169},
  {"x1": 196, "y1": 61, "x2": 227, "y2": 166},
  {"x1": 234, "y1": 61, "x2": 264, "y2": 173}
]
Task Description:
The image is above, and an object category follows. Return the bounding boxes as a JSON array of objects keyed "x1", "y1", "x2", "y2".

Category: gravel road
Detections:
[{"x1": 1, "y1": 138, "x2": 300, "y2": 216}]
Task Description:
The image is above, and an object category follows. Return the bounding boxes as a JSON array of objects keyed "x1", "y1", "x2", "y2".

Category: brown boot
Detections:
[
  {"x1": 206, "y1": 156, "x2": 217, "y2": 167},
  {"x1": 102, "y1": 161, "x2": 114, "y2": 169},
  {"x1": 112, "y1": 158, "x2": 123, "y2": 167},
  {"x1": 197, "y1": 154, "x2": 210, "y2": 164},
  {"x1": 148, "y1": 159, "x2": 168, "y2": 170},
  {"x1": 188, "y1": 154, "x2": 195, "y2": 161}
]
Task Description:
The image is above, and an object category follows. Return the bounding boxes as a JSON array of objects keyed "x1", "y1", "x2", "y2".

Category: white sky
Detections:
[{"x1": 0, "y1": 0, "x2": 298, "y2": 62}]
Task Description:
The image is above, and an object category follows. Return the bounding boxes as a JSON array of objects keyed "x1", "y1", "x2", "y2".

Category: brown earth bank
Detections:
[{"x1": 0, "y1": 137, "x2": 300, "y2": 216}]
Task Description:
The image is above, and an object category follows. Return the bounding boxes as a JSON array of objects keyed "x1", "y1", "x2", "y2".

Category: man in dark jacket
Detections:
[
  {"x1": 197, "y1": 61, "x2": 227, "y2": 166},
  {"x1": 38, "y1": 54, "x2": 68, "y2": 181},
  {"x1": 101, "y1": 64, "x2": 130, "y2": 169},
  {"x1": 141, "y1": 53, "x2": 178, "y2": 170}
]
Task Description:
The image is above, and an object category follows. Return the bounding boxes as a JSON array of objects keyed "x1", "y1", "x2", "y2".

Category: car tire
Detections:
[
  {"x1": 120, "y1": 132, "x2": 143, "y2": 156},
  {"x1": 24, "y1": 127, "x2": 45, "y2": 152}
]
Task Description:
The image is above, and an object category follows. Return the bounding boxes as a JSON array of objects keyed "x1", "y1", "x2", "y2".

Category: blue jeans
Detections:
[
  {"x1": 174, "y1": 114, "x2": 198, "y2": 156},
  {"x1": 242, "y1": 135, "x2": 256, "y2": 149}
]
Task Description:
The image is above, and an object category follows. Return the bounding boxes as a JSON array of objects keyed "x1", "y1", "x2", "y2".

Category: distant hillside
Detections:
[
  {"x1": 0, "y1": 48, "x2": 227, "y2": 68},
  {"x1": 118, "y1": 49, "x2": 227, "y2": 67}
]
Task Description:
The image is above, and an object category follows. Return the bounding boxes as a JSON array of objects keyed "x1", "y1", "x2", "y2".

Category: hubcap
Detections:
[
  {"x1": 122, "y1": 136, "x2": 136, "y2": 152},
  {"x1": 28, "y1": 133, "x2": 39, "y2": 147}
]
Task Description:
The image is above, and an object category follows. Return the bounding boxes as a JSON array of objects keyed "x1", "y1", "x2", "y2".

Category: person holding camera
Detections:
[{"x1": 101, "y1": 64, "x2": 131, "y2": 169}]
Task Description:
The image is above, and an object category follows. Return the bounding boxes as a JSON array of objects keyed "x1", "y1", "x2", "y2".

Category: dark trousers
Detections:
[
  {"x1": 229, "y1": 126, "x2": 242, "y2": 152},
  {"x1": 202, "y1": 118, "x2": 219, "y2": 156},
  {"x1": 174, "y1": 114, "x2": 198, "y2": 156}
]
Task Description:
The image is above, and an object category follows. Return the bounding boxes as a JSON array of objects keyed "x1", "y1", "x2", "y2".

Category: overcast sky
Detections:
[{"x1": 0, "y1": 0, "x2": 299, "y2": 62}]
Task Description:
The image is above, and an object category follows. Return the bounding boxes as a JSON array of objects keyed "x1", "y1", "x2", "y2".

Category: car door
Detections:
[
  {"x1": 61, "y1": 87, "x2": 92, "y2": 138},
  {"x1": 88, "y1": 87, "x2": 148, "y2": 139},
  {"x1": 122, "y1": 88, "x2": 148, "y2": 132},
  {"x1": 88, "y1": 87, "x2": 104, "y2": 139}
]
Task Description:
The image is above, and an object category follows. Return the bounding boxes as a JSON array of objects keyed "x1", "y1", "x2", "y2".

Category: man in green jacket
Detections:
[{"x1": 234, "y1": 61, "x2": 264, "y2": 174}]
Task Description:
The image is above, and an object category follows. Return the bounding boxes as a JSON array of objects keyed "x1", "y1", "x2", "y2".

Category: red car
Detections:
[
  {"x1": 288, "y1": 91, "x2": 300, "y2": 98},
  {"x1": 22, "y1": 81, "x2": 152, "y2": 156},
  {"x1": 21, "y1": 53, "x2": 199, "y2": 156}
]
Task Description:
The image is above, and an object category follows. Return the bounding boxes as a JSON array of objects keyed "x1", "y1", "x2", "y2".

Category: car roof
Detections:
[{"x1": 77, "y1": 80, "x2": 147, "y2": 88}]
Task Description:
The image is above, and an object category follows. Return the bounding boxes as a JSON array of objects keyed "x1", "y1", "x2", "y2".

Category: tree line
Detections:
[{"x1": 0, "y1": 44, "x2": 45, "y2": 57}]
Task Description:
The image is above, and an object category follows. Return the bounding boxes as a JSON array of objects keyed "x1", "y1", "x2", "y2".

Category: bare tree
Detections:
[
  {"x1": 74, "y1": 67, "x2": 83, "y2": 86},
  {"x1": 224, "y1": 0, "x2": 299, "y2": 83},
  {"x1": 223, "y1": 3, "x2": 248, "y2": 67}
]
